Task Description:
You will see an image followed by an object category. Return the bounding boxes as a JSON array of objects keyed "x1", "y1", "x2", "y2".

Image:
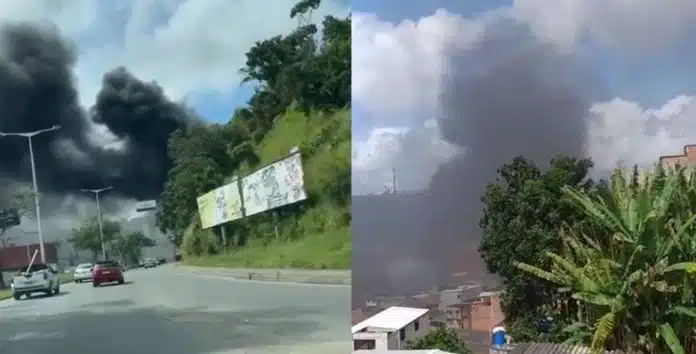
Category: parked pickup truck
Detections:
[{"x1": 11, "y1": 263, "x2": 60, "y2": 300}]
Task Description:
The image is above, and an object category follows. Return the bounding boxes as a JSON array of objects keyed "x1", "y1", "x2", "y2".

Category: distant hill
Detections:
[{"x1": 352, "y1": 192, "x2": 492, "y2": 308}]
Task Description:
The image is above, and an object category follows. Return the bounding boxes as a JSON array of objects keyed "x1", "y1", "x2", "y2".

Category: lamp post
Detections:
[
  {"x1": 80, "y1": 186, "x2": 113, "y2": 260},
  {"x1": 0, "y1": 125, "x2": 61, "y2": 263}
]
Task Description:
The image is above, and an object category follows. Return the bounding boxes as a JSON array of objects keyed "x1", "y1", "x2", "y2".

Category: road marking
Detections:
[
  {"x1": 7, "y1": 331, "x2": 63, "y2": 341},
  {"x1": 181, "y1": 272, "x2": 350, "y2": 289}
]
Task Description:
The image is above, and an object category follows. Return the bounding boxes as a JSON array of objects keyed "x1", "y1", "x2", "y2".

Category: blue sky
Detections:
[
  {"x1": 351, "y1": 0, "x2": 696, "y2": 194},
  {"x1": 352, "y1": 0, "x2": 696, "y2": 137},
  {"x1": 0, "y1": 0, "x2": 350, "y2": 126}
]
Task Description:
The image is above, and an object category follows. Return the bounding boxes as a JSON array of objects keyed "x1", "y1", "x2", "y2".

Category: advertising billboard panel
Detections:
[
  {"x1": 242, "y1": 152, "x2": 307, "y2": 217},
  {"x1": 196, "y1": 181, "x2": 243, "y2": 229}
]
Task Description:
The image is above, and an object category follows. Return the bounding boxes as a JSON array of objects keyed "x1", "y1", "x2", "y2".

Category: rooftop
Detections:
[
  {"x1": 353, "y1": 350, "x2": 457, "y2": 354},
  {"x1": 351, "y1": 306, "x2": 430, "y2": 334}
]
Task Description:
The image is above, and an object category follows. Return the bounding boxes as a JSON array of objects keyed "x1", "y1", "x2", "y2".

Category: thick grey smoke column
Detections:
[
  {"x1": 430, "y1": 20, "x2": 594, "y2": 277},
  {"x1": 352, "y1": 18, "x2": 597, "y2": 307},
  {"x1": 0, "y1": 23, "x2": 191, "y2": 205}
]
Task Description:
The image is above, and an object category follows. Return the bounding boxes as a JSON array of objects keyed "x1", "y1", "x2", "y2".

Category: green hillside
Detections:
[
  {"x1": 155, "y1": 1, "x2": 351, "y2": 269},
  {"x1": 183, "y1": 109, "x2": 350, "y2": 269}
]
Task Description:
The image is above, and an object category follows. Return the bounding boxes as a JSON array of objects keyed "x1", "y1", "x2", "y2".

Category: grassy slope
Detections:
[{"x1": 184, "y1": 109, "x2": 351, "y2": 269}]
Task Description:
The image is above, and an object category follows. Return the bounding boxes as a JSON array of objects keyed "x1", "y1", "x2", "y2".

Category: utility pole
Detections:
[
  {"x1": 80, "y1": 186, "x2": 113, "y2": 260},
  {"x1": 392, "y1": 168, "x2": 397, "y2": 194},
  {"x1": 0, "y1": 125, "x2": 61, "y2": 263}
]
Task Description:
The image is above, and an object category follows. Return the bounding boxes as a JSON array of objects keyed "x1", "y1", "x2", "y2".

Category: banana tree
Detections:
[{"x1": 514, "y1": 165, "x2": 696, "y2": 354}]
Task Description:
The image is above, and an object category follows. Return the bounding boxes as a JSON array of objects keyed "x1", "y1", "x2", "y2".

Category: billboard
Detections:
[
  {"x1": 135, "y1": 200, "x2": 157, "y2": 212},
  {"x1": 196, "y1": 181, "x2": 243, "y2": 229},
  {"x1": 242, "y1": 151, "x2": 307, "y2": 217}
]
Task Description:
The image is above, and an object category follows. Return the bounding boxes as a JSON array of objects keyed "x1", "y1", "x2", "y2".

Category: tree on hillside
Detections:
[
  {"x1": 156, "y1": 0, "x2": 351, "y2": 265},
  {"x1": 156, "y1": 125, "x2": 230, "y2": 245},
  {"x1": 70, "y1": 217, "x2": 121, "y2": 261},
  {"x1": 111, "y1": 231, "x2": 155, "y2": 266},
  {"x1": 514, "y1": 165, "x2": 696, "y2": 353},
  {"x1": 239, "y1": 0, "x2": 350, "y2": 122},
  {"x1": 406, "y1": 328, "x2": 472, "y2": 354},
  {"x1": 478, "y1": 156, "x2": 600, "y2": 340}
]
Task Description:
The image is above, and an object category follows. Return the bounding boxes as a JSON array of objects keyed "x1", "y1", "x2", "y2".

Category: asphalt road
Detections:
[{"x1": 0, "y1": 265, "x2": 350, "y2": 354}]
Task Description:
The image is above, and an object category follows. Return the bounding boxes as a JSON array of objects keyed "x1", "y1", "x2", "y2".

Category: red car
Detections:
[{"x1": 92, "y1": 260, "x2": 125, "y2": 287}]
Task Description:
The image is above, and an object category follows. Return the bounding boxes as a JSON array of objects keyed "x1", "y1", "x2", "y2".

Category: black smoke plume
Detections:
[
  {"x1": 0, "y1": 23, "x2": 191, "y2": 206},
  {"x1": 353, "y1": 18, "x2": 598, "y2": 307},
  {"x1": 430, "y1": 19, "x2": 593, "y2": 245}
]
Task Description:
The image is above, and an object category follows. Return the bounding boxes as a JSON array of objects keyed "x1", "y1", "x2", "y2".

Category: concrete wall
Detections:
[{"x1": 353, "y1": 312, "x2": 431, "y2": 351}]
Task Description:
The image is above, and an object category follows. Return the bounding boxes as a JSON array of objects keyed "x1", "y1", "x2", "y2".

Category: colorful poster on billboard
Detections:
[
  {"x1": 242, "y1": 152, "x2": 307, "y2": 217},
  {"x1": 196, "y1": 181, "x2": 243, "y2": 229}
]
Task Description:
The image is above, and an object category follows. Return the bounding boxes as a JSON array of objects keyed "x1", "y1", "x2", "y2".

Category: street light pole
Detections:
[
  {"x1": 80, "y1": 187, "x2": 113, "y2": 261},
  {"x1": 0, "y1": 125, "x2": 61, "y2": 264}
]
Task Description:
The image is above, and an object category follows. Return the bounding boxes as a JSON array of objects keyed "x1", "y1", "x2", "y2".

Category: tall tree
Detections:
[
  {"x1": 111, "y1": 231, "x2": 155, "y2": 266},
  {"x1": 156, "y1": 125, "x2": 229, "y2": 245},
  {"x1": 478, "y1": 156, "x2": 597, "y2": 339},
  {"x1": 515, "y1": 165, "x2": 696, "y2": 353},
  {"x1": 70, "y1": 217, "x2": 121, "y2": 261},
  {"x1": 406, "y1": 328, "x2": 472, "y2": 354}
]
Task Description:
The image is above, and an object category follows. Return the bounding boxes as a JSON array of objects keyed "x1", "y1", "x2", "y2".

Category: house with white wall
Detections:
[{"x1": 352, "y1": 306, "x2": 431, "y2": 351}]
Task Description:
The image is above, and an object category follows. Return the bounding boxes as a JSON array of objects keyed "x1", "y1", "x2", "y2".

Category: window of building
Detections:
[
  {"x1": 414, "y1": 319, "x2": 420, "y2": 331},
  {"x1": 353, "y1": 339, "x2": 376, "y2": 350},
  {"x1": 400, "y1": 328, "x2": 406, "y2": 341}
]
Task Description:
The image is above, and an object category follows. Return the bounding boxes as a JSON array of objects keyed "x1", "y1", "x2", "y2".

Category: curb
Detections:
[{"x1": 178, "y1": 266, "x2": 351, "y2": 285}]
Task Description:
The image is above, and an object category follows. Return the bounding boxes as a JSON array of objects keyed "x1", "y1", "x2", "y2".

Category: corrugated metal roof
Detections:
[
  {"x1": 508, "y1": 343, "x2": 635, "y2": 354},
  {"x1": 351, "y1": 306, "x2": 429, "y2": 333}
]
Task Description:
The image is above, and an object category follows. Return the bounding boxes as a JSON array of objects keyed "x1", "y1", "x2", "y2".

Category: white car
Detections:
[
  {"x1": 143, "y1": 258, "x2": 157, "y2": 268},
  {"x1": 73, "y1": 263, "x2": 94, "y2": 283},
  {"x1": 11, "y1": 263, "x2": 60, "y2": 300}
]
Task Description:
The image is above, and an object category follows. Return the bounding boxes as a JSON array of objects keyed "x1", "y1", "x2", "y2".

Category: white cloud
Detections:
[
  {"x1": 352, "y1": 5, "x2": 696, "y2": 195},
  {"x1": 352, "y1": 10, "x2": 484, "y2": 124},
  {"x1": 83, "y1": 0, "x2": 349, "y2": 106},
  {"x1": 587, "y1": 96, "x2": 696, "y2": 172},
  {"x1": 0, "y1": 0, "x2": 350, "y2": 107},
  {"x1": 352, "y1": 119, "x2": 461, "y2": 194},
  {"x1": 512, "y1": 0, "x2": 696, "y2": 52}
]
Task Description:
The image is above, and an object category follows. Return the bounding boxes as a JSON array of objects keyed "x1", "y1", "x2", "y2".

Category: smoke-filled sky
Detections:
[
  {"x1": 0, "y1": 0, "x2": 350, "y2": 244},
  {"x1": 352, "y1": 0, "x2": 696, "y2": 195},
  {"x1": 351, "y1": 0, "x2": 696, "y2": 302}
]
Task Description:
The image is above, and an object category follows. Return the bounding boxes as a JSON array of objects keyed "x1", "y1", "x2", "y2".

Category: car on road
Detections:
[
  {"x1": 11, "y1": 263, "x2": 60, "y2": 300},
  {"x1": 143, "y1": 258, "x2": 157, "y2": 268},
  {"x1": 157, "y1": 257, "x2": 166, "y2": 265},
  {"x1": 73, "y1": 263, "x2": 93, "y2": 283},
  {"x1": 92, "y1": 260, "x2": 125, "y2": 287}
]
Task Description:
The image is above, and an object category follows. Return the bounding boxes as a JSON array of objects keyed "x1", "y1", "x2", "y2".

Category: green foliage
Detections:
[
  {"x1": 0, "y1": 191, "x2": 33, "y2": 245},
  {"x1": 156, "y1": 124, "x2": 231, "y2": 245},
  {"x1": 156, "y1": 0, "x2": 350, "y2": 269},
  {"x1": 406, "y1": 328, "x2": 472, "y2": 354},
  {"x1": 111, "y1": 231, "x2": 155, "y2": 266},
  {"x1": 69, "y1": 217, "x2": 121, "y2": 259},
  {"x1": 181, "y1": 215, "x2": 221, "y2": 257},
  {"x1": 479, "y1": 156, "x2": 598, "y2": 326},
  {"x1": 514, "y1": 165, "x2": 696, "y2": 353}
]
